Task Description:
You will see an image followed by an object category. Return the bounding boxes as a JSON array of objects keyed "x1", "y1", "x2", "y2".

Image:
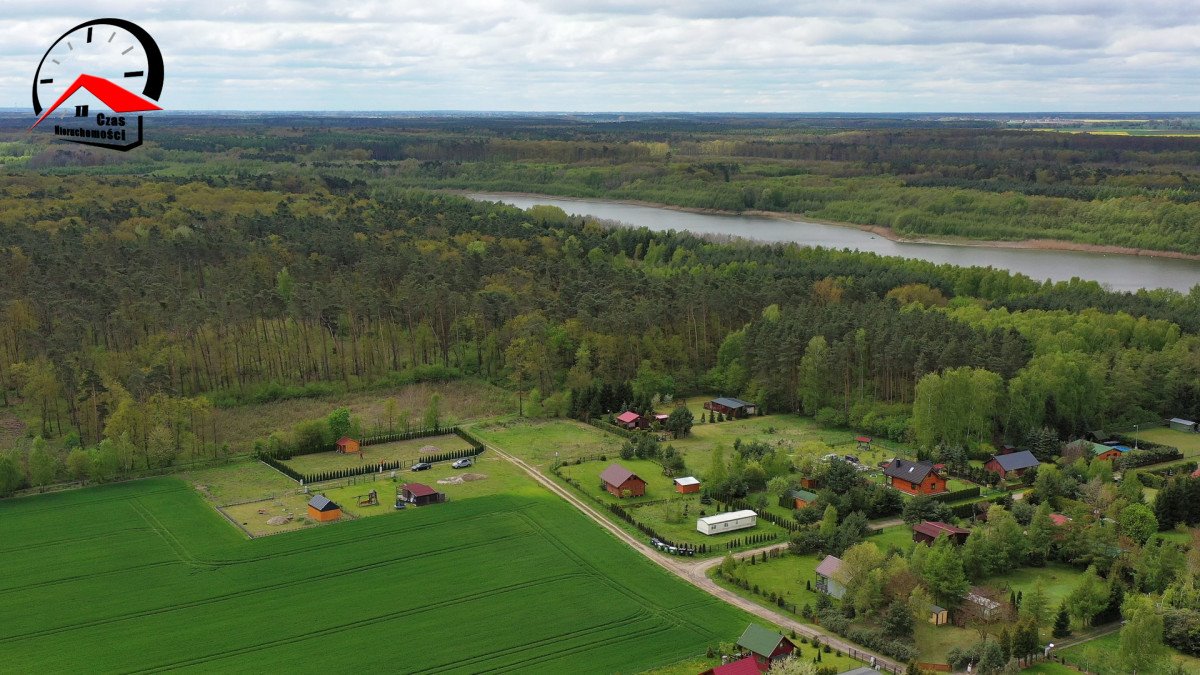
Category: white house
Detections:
[{"x1": 696, "y1": 509, "x2": 757, "y2": 535}]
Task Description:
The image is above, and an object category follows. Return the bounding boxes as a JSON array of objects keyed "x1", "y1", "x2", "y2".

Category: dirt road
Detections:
[{"x1": 485, "y1": 442, "x2": 902, "y2": 673}]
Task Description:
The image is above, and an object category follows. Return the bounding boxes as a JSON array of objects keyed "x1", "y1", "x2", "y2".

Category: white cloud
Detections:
[{"x1": 0, "y1": 0, "x2": 1197, "y2": 111}]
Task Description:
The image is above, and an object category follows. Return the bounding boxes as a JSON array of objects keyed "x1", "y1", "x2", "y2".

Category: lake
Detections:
[{"x1": 467, "y1": 193, "x2": 1200, "y2": 293}]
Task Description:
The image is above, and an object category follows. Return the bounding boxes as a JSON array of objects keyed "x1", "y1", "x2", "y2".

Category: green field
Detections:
[
  {"x1": 280, "y1": 433, "x2": 476, "y2": 474},
  {"x1": 471, "y1": 418, "x2": 626, "y2": 468},
  {"x1": 0, "y1": 478, "x2": 753, "y2": 672},
  {"x1": 1058, "y1": 630, "x2": 1200, "y2": 674},
  {"x1": 1130, "y1": 427, "x2": 1200, "y2": 457},
  {"x1": 982, "y1": 562, "x2": 1084, "y2": 609}
]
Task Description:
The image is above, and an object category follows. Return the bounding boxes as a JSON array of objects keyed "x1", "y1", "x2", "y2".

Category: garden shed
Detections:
[
  {"x1": 786, "y1": 489, "x2": 817, "y2": 509},
  {"x1": 696, "y1": 510, "x2": 756, "y2": 535},
  {"x1": 673, "y1": 476, "x2": 701, "y2": 494},
  {"x1": 334, "y1": 437, "x2": 360, "y2": 454},
  {"x1": 615, "y1": 411, "x2": 645, "y2": 430},
  {"x1": 400, "y1": 483, "x2": 446, "y2": 506},
  {"x1": 704, "y1": 397, "x2": 757, "y2": 418},
  {"x1": 929, "y1": 604, "x2": 948, "y2": 625},
  {"x1": 307, "y1": 495, "x2": 342, "y2": 522},
  {"x1": 1170, "y1": 418, "x2": 1198, "y2": 433},
  {"x1": 814, "y1": 554, "x2": 847, "y2": 599}
]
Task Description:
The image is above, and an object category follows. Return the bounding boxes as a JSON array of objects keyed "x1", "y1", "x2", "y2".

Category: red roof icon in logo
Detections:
[{"x1": 30, "y1": 73, "x2": 161, "y2": 130}]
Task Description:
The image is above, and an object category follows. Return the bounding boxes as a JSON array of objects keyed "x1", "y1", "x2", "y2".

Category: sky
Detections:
[{"x1": 2, "y1": 0, "x2": 1199, "y2": 112}]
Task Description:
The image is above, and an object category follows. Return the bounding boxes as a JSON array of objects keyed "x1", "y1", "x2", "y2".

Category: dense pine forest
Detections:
[{"x1": 0, "y1": 115, "x2": 1199, "y2": 492}]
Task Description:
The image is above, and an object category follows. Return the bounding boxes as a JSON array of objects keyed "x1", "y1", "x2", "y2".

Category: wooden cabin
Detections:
[
  {"x1": 615, "y1": 411, "x2": 645, "y2": 430},
  {"x1": 704, "y1": 397, "x2": 757, "y2": 419},
  {"x1": 335, "y1": 437, "x2": 361, "y2": 454},
  {"x1": 883, "y1": 459, "x2": 947, "y2": 495},
  {"x1": 735, "y1": 624, "x2": 797, "y2": 672},
  {"x1": 307, "y1": 495, "x2": 342, "y2": 522},
  {"x1": 599, "y1": 464, "x2": 646, "y2": 498},
  {"x1": 400, "y1": 483, "x2": 446, "y2": 506},
  {"x1": 673, "y1": 476, "x2": 701, "y2": 494},
  {"x1": 984, "y1": 450, "x2": 1039, "y2": 479},
  {"x1": 912, "y1": 520, "x2": 970, "y2": 546}
]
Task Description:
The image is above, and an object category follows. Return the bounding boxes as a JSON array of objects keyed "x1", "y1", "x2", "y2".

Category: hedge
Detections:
[
  {"x1": 929, "y1": 486, "x2": 981, "y2": 503},
  {"x1": 262, "y1": 425, "x2": 482, "y2": 461}
]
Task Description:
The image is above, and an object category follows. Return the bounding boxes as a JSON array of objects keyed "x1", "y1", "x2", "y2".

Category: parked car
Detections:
[
  {"x1": 411, "y1": 462, "x2": 432, "y2": 471},
  {"x1": 843, "y1": 454, "x2": 860, "y2": 463},
  {"x1": 451, "y1": 458, "x2": 473, "y2": 469}
]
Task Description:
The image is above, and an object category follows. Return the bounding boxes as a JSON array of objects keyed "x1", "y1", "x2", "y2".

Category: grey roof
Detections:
[
  {"x1": 883, "y1": 458, "x2": 935, "y2": 483},
  {"x1": 712, "y1": 397, "x2": 753, "y2": 409},
  {"x1": 1171, "y1": 418, "x2": 1197, "y2": 425},
  {"x1": 815, "y1": 554, "x2": 844, "y2": 578},
  {"x1": 308, "y1": 494, "x2": 338, "y2": 511},
  {"x1": 990, "y1": 450, "x2": 1040, "y2": 472},
  {"x1": 599, "y1": 463, "x2": 639, "y2": 487},
  {"x1": 839, "y1": 669, "x2": 884, "y2": 675}
]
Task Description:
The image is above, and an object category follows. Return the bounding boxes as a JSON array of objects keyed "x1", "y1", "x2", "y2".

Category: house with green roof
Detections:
[
  {"x1": 783, "y1": 488, "x2": 818, "y2": 509},
  {"x1": 735, "y1": 624, "x2": 796, "y2": 671}
]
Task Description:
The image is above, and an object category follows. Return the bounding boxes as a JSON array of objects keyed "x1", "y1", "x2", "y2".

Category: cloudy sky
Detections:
[{"x1": 2, "y1": 0, "x2": 1199, "y2": 112}]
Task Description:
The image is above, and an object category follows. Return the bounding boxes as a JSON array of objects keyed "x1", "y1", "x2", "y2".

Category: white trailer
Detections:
[{"x1": 696, "y1": 509, "x2": 757, "y2": 536}]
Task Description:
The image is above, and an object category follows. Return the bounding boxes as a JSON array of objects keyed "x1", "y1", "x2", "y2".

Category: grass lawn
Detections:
[
  {"x1": 1058, "y1": 630, "x2": 1200, "y2": 674},
  {"x1": 280, "y1": 433, "x2": 475, "y2": 474},
  {"x1": 913, "y1": 620, "x2": 978, "y2": 663},
  {"x1": 1020, "y1": 661, "x2": 1077, "y2": 674},
  {"x1": 182, "y1": 459, "x2": 298, "y2": 506},
  {"x1": 716, "y1": 551, "x2": 826, "y2": 615},
  {"x1": 471, "y1": 418, "x2": 625, "y2": 469},
  {"x1": 1129, "y1": 427, "x2": 1200, "y2": 457},
  {"x1": 0, "y1": 476, "x2": 755, "y2": 673},
  {"x1": 983, "y1": 562, "x2": 1085, "y2": 609},
  {"x1": 867, "y1": 524, "x2": 914, "y2": 555},
  {"x1": 559, "y1": 458, "x2": 672, "y2": 505},
  {"x1": 211, "y1": 379, "x2": 514, "y2": 453},
  {"x1": 1154, "y1": 528, "x2": 1196, "y2": 545}
]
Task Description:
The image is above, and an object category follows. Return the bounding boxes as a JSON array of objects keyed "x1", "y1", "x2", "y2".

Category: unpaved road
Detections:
[{"x1": 485, "y1": 442, "x2": 901, "y2": 673}]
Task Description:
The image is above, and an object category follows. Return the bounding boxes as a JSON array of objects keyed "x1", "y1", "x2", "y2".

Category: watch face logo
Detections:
[{"x1": 30, "y1": 18, "x2": 164, "y2": 151}]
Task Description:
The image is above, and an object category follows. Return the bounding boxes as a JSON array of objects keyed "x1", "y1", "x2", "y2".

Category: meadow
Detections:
[
  {"x1": 0, "y1": 477, "x2": 752, "y2": 673},
  {"x1": 1129, "y1": 427, "x2": 1200, "y2": 457},
  {"x1": 470, "y1": 418, "x2": 626, "y2": 468},
  {"x1": 280, "y1": 433, "x2": 476, "y2": 475},
  {"x1": 1057, "y1": 630, "x2": 1200, "y2": 674}
]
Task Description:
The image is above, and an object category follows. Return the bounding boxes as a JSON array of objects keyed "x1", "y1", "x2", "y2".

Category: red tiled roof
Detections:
[
  {"x1": 1191, "y1": 467, "x2": 1200, "y2": 479},
  {"x1": 913, "y1": 521, "x2": 969, "y2": 538},
  {"x1": 616, "y1": 411, "x2": 641, "y2": 424},
  {"x1": 855, "y1": 436, "x2": 872, "y2": 443},
  {"x1": 600, "y1": 463, "x2": 639, "y2": 487},
  {"x1": 404, "y1": 483, "x2": 439, "y2": 497},
  {"x1": 1049, "y1": 513, "x2": 1071, "y2": 526},
  {"x1": 335, "y1": 436, "x2": 356, "y2": 446},
  {"x1": 711, "y1": 656, "x2": 762, "y2": 675}
]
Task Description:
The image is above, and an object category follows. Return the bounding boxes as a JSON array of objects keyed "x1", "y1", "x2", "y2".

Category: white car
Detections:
[{"x1": 451, "y1": 458, "x2": 473, "y2": 469}]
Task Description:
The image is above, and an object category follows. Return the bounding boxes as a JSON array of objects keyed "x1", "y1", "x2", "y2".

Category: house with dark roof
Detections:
[
  {"x1": 815, "y1": 554, "x2": 847, "y2": 599},
  {"x1": 912, "y1": 520, "x2": 970, "y2": 546},
  {"x1": 615, "y1": 411, "x2": 645, "y2": 430},
  {"x1": 704, "y1": 397, "x2": 757, "y2": 418},
  {"x1": 400, "y1": 483, "x2": 446, "y2": 506},
  {"x1": 599, "y1": 463, "x2": 646, "y2": 498},
  {"x1": 984, "y1": 450, "x2": 1040, "y2": 480},
  {"x1": 307, "y1": 494, "x2": 342, "y2": 522},
  {"x1": 735, "y1": 624, "x2": 796, "y2": 671},
  {"x1": 882, "y1": 458, "x2": 947, "y2": 495}
]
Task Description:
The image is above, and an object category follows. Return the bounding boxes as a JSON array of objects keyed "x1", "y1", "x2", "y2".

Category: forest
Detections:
[{"x1": 0, "y1": 116, "x2": 1199, "y2": 493}]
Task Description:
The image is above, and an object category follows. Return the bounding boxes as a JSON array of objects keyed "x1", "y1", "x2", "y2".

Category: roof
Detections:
[
  {"x1": 736, "y1": 624, "x2": 788, "y2": 657},
  {"x1": 698, "y1": 510, "x2": 757, "y2": 525},
  {"x1": 1192, "y1": 467, "x2": 1200, "y2": 479},
  {"x1": 966, "y1": 590, "x2": 1001, "y2": 610},
  {"x1": 308, "y1": 494, "x2": 339, "y2": 511},
  {"x1": 711, "y1": 656, "x2": 762, "y2": 675},
  {"x1": 673, "y1": 476, "x2": 701, "y2": 486},
  {"x1": 404, "y1": 483, "x2": 439, "y2": 497},
  {"x1": 929, "y1": 604, "x2": 946, "y2": 614},
  {"x1": 1089, "y1": 442, "x2": 1120, "y2": 456},
  {"x1": 654, "y1": 414, "x2": 669, "y2": 421},
  {"x1": 989, "y1": 450, "x2": 1040, "y2": 472},
  {"x1": 600, "y1": 463, "x2": 640, "y2": 487},
  {"x1": 31, "y1": 74, "x2": 162, "y2": 130},
  {"x1": 616, "y1": 411, "x2": 641, "y2": 424},
  {"x1": 1106, "y1": 444, "x2": 1132, "y2": 453},
  {"x1": 839, "y1": 669, "x2": 885, "y2": 675},
  {"x1": 883, "y1": 458, "x2": 936, "y2": 483},
  {"x1": 1049, "y1": 513, "x2": 1071, "y2": 526},
  {"x1": 711, "y1": 397, "x2": 753, "y2": 409},
  {"x1": 815, "y1": 554, "x2": 844, "y2": 578},
  {"x1": 1171, "y1": 418, "x2": 1197, "y2": 425},
  {"x1": 913, "y1": 521, "x2": 970, "y2": 538},
  {"x1": 789, "y1": 489, "x2": 818, "y2": 502},
  {"x1": 855, "y1": 436, "x2": 872, "y2": 443},
  {"x1": 335, "y1": 436, "x2": 356, "y2": 446}
]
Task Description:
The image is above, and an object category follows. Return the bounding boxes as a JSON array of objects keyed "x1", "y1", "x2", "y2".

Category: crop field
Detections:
[
  {"x1": 280, "y1": 433, "x2": 476, "y2": 474},
  {"x1": 0, "y1": 478, "x2": 751, "y2": 672},
  {"x1": 470, "y1": 418, "x2": 625, "y2": 468}
]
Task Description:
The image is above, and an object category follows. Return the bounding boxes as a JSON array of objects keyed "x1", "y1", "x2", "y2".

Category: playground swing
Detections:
[{"x1": 357, "y1": 489, "x2": 379, "y2": 507}]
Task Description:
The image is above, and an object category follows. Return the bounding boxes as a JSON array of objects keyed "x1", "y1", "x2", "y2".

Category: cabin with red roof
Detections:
[
  {"x1": 599, "y1": 463, "x2": 646, "y2": 498},
  {"x1": 883, "y1": 459, "x2": 947, "y2": 495},
  {"x1": 913, "y1": 520, "x2": 970, "y2": 545},
  {"x1": 335, "y1": 436, "x2": 361, "y2": 454},
  {"x1": 400, "y1": 483, "x2": 446, "y2": 506},
  {"x1": 615, "y1": 411, "x2": 646, "y2": 430},
  {"x1": 701, "y1": 655, "x2": 761, "y2": 675}
]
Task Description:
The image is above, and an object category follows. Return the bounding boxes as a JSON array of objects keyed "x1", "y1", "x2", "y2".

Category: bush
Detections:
[
  {"x1": 815, "y1": 407, "x2": 844, "y2": 427},
  {"x1": 817, "y1": 608, "x2": 849, "y2": 635},
  {"x1": 844, "y1": 626, "x2": 917, "y2": 663}
]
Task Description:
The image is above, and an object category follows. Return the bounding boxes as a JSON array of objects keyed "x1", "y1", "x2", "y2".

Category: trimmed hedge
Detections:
[
  {"x1": 260, "y1": 426, "x2": 487, "y2": 484},
  {"x1": 263, "y1": 425, "x2": 481, "y2": 461},
  {"x1": 929, "y1": 486, "x2": 981, "y2": 503}
]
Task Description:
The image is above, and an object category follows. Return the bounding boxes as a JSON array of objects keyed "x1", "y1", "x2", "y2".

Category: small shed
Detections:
[
  {"x1": 1170, "y1": 418, "x2": 1198, "y2": 433},
  {"x1": 735, "y1": 624, "x2": 796, "y2": 671},
  {"x1": 929, "y1": 604, "x2": 948, "y2": 625},
  {"x1": 984, "y1": 450, "x2": 1040, "y2": 479},
  {"x1": 704, "y1": 397, "x2": 757, "y2": 419},
  {"x1": 400, "y1": 482, "x2": 446, "y2": 506},
  {"x1": 653, "y1": 413, "x2": 670, "y2": 426},
  {"x1": 787, "y1": 489, "x2": 818, "y2": 510},
  {"x1": 673, "y1": 476, "x2": 701, "y2": 494},
  {"x1": 335, "y1": 437, "x2": 361, "y2": 454},
  {"x1": 615, "y1": 411, "x2": 644, "y2": 430},
  {"x1": 307, "y1": 495, "x2": 342, "y2": 522},
  {"x1": 600, "y1": 463, "x2": 647, "y2": 498},
  {"x1": 815, "y1": 554, "x2": 847, "y2": 599},
  {"x1": 798, "y1": 477, "x2": 819, "y2": 490},
  {"x1": 913, "y1": 520, "x2": 970, "y2": 546},
  {"x1": 696, "y1": 510, "x2": 756, "y2": 535},
  {"x1": 1089, "y1": 442, "x2": 1124, "y2": 462}
]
